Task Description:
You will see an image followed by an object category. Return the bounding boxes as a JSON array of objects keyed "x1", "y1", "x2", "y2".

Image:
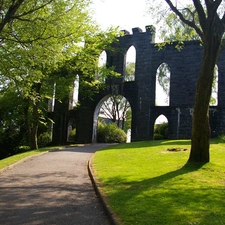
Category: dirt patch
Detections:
[{"x1": 167, "y1": 148, "x2": 188, "y2": 152}]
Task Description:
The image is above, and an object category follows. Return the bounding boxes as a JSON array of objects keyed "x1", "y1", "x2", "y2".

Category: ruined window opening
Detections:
[
  {"x1": 155, "y1": 63, "x2": 170, "y2": 106},
  {"x1": 97, "y1": 50, "x2": 107, "y2": 82},
  {"x1": 68, "y1": 74, "x2": 79, "y2": 110},
  {"x1": 125, "y1": 46, "x2": 136, "y2": 81},
  {"x1": 154, "y1": 114, "x2": 168, "y2": 140},
  {"x1": 210, "y1": 65, "x2": 218, "y2": 106},
  {"x1": 48, "y1": 82, "x2": 56, "y2": 112}
]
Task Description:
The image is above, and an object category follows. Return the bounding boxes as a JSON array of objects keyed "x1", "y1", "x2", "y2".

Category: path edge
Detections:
[
  {"x1": 88, "y1": 155, "x2": 122, "y2": 225},
  {"x1": 0, "y1": 151, "x2": 49, "y2": 174},
  {"x1": 0, "y1": 147, "x2": 65, "y2": 175}
]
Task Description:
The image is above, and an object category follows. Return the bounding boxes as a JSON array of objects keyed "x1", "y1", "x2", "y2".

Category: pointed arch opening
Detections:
[
  {"x1": 68, "y1": 74, "x2": 79, "y2": 110},
  {"x1": 210, "y1": 65, "x2": 218, "y2": 106},
  {"x1": 92, "y1": 95, "x2": 132, "y2": 143},
  {"x1": 67, "y1": 118, "x2": 76, "y2": 142},
  {"x1": 125, "y1": 46, "x2": 136, "y2": 81},
  {"x1": 154, "y1": 114, "x2": 168, "y2": 140},
  {"x1": 155, "y1": 63, "x2": 171, "y2": 106}
]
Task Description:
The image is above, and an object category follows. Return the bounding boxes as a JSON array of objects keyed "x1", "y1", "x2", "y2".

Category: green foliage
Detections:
[
  {"x1": 0, "y1": 0, "x2": 96, "y2": 150},
  {"x1": 160, "y1": 7, "x2": 200, "y2": 42},
  {"x1": 75, "y1": 28, "x2": 120, "y2": 100},
  {"x1": 210, "y1": 66, "x2": 218, "y2": 106},
  {"x1": 68, "y1": 128, "x2": 76, "y2": 142},
  {"x1": 0, "y1": 127, "x2": 24, "y2": 160},
  {"x1": 37, "y1": 132, "x2": 51, "y2": 148},
  {"x1": 124, "y1": 109, "x2": 132, "y2": 133},
  {"x1": 218, "y1": 134, "x2": 225, "y2": 143},
  {"x1": 125, "y1": 62, "x2": 135, "y2": 81},
  {"x1": 0, "y1": 0, "x2": 119, "y2": 150},
  {"x1": 0, "y1": 90, "x2": 27, "y2": 159},
  {"x1": 154, "y1": 122, "x2": 168, "y2": 140},
  {"x1": 97, "y1": 122, "x2": 127, "y2": 143},
  {"x1": 156, "y1": 63, "x2": 170, "y2": 97},
  {"x1": 99, "y1": 94, "x2": 131, "y2": 131},
  {"x1": 154, "y1": 133, "x2": 164, "y2": 140}
]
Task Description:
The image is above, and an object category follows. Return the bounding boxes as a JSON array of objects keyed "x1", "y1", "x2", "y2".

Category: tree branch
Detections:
[
  {"x1": 206, "y1": 0, "x2": 222, "y2": 14},
  {"x1": 164, "y1": 0, "x2": 203, "y2": 39},
  {"x1": 0, "y1": 0, "x2": 25, "y2": 33},
  {"x1": 12, "y1": 0, "x2": 54, "y2": 20}
]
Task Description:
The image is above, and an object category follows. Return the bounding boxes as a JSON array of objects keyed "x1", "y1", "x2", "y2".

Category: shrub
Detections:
[
  {"x1": 97, "y1": 122, "x2": 127, "y2": 143},
  {"x1": 38, "y1": 132, "x2": 51, "y2": 147},
  {"x1": 68, "y1": 128, "x2": 76, "y2": 142},
  {"x1": 154, "y1": 122, "x2": 168, "y2": 140},
  {"x1": 0, "y1": 126, "x2": 25, "y2": 159},
  {"x1": 218, "y1": 134, "x2": 225, "y2": 143},
  {"x1": 154, "y1": 133, "x2": 164, "y2": 140}
]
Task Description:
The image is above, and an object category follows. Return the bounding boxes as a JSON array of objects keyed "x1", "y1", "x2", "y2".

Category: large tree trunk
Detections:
[{"x1": 189, "y1": 37, "x2": 221, "y2": 163}]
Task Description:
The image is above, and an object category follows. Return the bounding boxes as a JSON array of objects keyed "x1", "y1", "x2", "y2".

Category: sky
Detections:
[
  {"x1": 92, "y1": 0, "x2": 169, "y2": 112},
  {"x1": 92, "y1": 0, "x2": 191, "y2": 35},
  {"x1": 92, "y1": 0, "x2": 152, "y2": 34}
]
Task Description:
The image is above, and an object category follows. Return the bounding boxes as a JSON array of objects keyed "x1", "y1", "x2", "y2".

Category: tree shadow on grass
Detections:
[
  {"x1": 97, "y1": 140, "x2": 192, "y2": 151},
  {"x1": 103, "y1": 162, "x2": 225, "y2": 225}
]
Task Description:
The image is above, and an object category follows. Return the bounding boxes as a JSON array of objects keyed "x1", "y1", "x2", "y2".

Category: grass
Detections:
[
  {"x1": 92, "y1": 139, "x2": 225, "y2": 225},
  {"x1": 0, "y1": 146, "x2": 62, "y2": 170}
]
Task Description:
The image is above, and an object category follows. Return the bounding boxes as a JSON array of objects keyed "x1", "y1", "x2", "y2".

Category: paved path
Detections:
[{"x1": 0, "y1": 144, "x2": 111, "y2": 225}]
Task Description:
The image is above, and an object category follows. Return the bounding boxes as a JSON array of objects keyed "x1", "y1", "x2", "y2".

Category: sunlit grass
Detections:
[
  {"x1": 92, "y1": 139, "x2": 225, "y2": 225},
  {"x1": 0, "y1": 146, "x2": 62, "y2": 170}
]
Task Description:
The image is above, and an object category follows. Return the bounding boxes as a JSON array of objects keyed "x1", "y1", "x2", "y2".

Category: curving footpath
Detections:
[{"x1": 0, "y1": 144, "x2": 113, "y2": 225}]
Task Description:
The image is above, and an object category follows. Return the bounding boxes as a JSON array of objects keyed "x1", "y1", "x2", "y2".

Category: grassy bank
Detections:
[
  {"x1": 92, "y1": 139, "x2": 225, "y2": 225},
  {"x1": 0, "y1": 146, "x2": 62, "y2": 170}
]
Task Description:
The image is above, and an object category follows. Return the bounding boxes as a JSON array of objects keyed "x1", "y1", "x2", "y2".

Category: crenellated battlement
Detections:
[
  {"x1": 121, "y1": 25, "x2": 156, "y2": 43},
  {"x1": 52, "y1": 25, "x2": 225, "y2": 144}
]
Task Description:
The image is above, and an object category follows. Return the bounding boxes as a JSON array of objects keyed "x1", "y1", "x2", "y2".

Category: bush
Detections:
[
  {"x1": 154, "y1": 133, "x2": 164, "y2": 140},
  {"x1": 38, "y1": 132, "x2": 51, "y2": 147},
  {"x1": 68, "y1": 128, "x2": 76, "y2": 142},
  {"x1": 97, "y1": 122, "x2": 127, "y2": 143},
  {"x1": 0, "y1": 126, "x2": 25, "y2": 159},
  {"x1": 218, "y1": 134, "x2": 225, "y2": 143},
  {"x1": 154, "y1": 122, "x2": 168, "y2": 140}
]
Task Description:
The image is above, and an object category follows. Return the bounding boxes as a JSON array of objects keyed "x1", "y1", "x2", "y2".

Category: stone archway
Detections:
[{"x1": 92, "y1": 94, "x2": 132, "y2": 143}]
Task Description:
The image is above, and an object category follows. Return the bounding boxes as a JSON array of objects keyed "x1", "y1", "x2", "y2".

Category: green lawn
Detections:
[
  {"x1": 0, "y1": 146, "x2": 62, "y2": 170},
  {"x1": 92, "y1": 139, "x2": 225, "y2": 225}
]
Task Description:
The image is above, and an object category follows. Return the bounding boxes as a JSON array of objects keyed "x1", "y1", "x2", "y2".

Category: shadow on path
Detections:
[{"x1": 0, "y1": 144, "x2": 111, "y2": 225}]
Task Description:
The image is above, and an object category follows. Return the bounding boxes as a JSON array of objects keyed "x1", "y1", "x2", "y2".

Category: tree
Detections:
[
  {"x1": 0, "y1": 0, "x2": 118, "y2": 150},
  {"x1": 99, "y1": 95, "x2": 131, "y2": 130},
  {"x1": 159, "y1": 4, "x2": 200, "y2": 41},
  {"x1": 125, "y1": 62, "x2": 135, "y2": 81},
  {"x1": 147, "y1": 0, "x2": 225, "y2": 163}
]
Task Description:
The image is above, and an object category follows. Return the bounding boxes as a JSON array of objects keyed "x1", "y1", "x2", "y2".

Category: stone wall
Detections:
[{"x1": 53, "y1": 26, "x2": 225, "y2": 143}]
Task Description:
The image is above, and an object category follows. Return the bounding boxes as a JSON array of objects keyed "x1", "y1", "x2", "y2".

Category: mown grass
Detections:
[
  {"x1": 0, "y1": 146, "x2": 62, "y2": 170},
  {"x1": 92, "y1": 139, "x2": 225, "y2": 225}
]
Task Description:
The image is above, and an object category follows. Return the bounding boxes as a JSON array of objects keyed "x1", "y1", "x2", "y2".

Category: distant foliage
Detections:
[
  {"x1": 154, "y1": 133, "x2": 164, "y2": 140},
  {"x1": 97, "y1": 122, "x2": 127, "y2": 143},
  {"x1": 38, "y1": 132, "x2": 51, "y2": 148},
  {"x1": 0, "y1": 126, "x2": 26, "y2": 160},
  {"x1": 68, "y1": 128, "x2": 76, "y2": 142},
  {"x1": 154, "y1": 122, "x2": 168, "y2": 140},
  {"x1": 218, "y1": 134, "x2": 225, "y2": 143}
]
